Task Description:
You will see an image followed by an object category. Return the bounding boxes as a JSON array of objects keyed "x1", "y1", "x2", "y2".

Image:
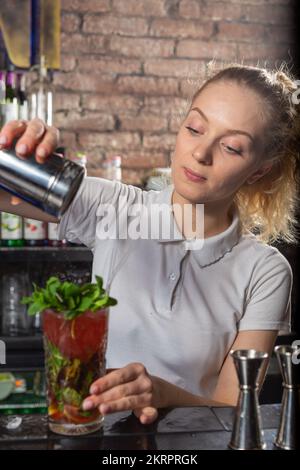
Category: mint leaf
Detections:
[{"x1": 21, "y1": 275, "x2": 117, "y2": 320}]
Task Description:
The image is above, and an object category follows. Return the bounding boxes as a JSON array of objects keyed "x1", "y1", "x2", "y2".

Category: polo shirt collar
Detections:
[{"x1": 155, "y1": 183, "x2": 242, "y2": 266}]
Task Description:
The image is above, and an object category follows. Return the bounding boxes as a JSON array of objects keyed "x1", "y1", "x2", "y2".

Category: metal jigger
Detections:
[
  {"x1": 228, "y1": 349, "x2": 269, "y2": 450},
  {"x1": 274, "y1": 344, "x2": 300, "y2": 450}
]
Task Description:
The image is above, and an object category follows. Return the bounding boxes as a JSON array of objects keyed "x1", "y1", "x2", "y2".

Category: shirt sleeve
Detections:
[
  {"x1": 238, "y1": 249, "x2": 292, "y2": 332},
  {"x1": 57, "y1": 176, "x2": 142, "y2": 249}
]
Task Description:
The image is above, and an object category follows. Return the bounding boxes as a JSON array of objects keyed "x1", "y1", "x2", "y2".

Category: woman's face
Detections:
[{"x1": 171, "y1": 80, "x2": 269, "y2": 205}]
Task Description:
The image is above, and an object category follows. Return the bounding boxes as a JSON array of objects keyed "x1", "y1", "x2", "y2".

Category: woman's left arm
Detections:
[{"x1": 212, "y1": 329, "x2": 278, "y2": 405}]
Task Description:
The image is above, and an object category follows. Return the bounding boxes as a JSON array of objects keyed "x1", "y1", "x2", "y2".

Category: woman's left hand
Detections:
[{"x1": 82, "y1": 363, "x2": 160, "y2": 425}]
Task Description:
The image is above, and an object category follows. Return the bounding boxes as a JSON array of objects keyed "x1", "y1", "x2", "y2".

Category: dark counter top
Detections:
[{"x1": 0, "y1": 404, "x2": 282, "y2": 450}]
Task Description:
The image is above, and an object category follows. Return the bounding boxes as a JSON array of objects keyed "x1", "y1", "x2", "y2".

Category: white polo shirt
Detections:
[{"x1": 58, "y1": 177, "x2": 292, "y2": 397}]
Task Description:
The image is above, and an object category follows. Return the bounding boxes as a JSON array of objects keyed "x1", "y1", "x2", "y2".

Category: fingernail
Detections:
[
  {"x1": 37, "y1": 148, "x2": 46, "y2": 158},
  {"x1": 17, "y1": 121, "x2": 26, "y2": 127},
  {"x1": 90, "y1": 385, "x2": 98, "y2": 395},
  {"x1": 82, "y1": 400, "x2": 93, "y2": 411},
  {"x1": 16, "y1": 143, "x2": 28, "y2": 155},
  {"x1": 0, "y1": 135, "x2": 7, "y2": 145},
  {"x1": 100, "y1": 404, "x2": 109, "y2": 415}
]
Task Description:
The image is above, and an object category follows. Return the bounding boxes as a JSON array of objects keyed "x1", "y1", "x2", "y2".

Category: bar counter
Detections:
[{"x1": 0, "y1": 404, "x2": 281, "y2": 450}]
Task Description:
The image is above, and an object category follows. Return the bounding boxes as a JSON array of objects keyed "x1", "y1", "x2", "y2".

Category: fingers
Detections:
[
  {"x1": 0, "y1": 120, "x2": 28, "y2": 149},
  {"x1": 83, "y1": 374, "x2": 152, "y2": 410},
  {"x1": 35, "y1": 126, "x2": 60, "y2": 163},
  {"x1": 14, "y1": 118, "x2": 46, "y2": 159},
  {"x1": 90, "y1": 363, "x2": 146, "y2": 395},
  {"x1": 134, "y1": 407, "x2": 158, "y2": 425},
  {"x1": 99, "y1": 393, "x2": 153, "y2": 415},
  {"x1": 0, "y1": 118, "x2": 59, "y2": 163}
]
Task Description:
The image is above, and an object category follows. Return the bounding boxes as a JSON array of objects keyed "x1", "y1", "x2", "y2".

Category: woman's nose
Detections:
[{"x1": 192, "y1": 144, "x2": 212, "y2": 165}]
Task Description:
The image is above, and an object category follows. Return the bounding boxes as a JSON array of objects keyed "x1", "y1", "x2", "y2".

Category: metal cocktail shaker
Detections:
[{"x1": 0, "y1": 147, "x2": 85, "y2": 217}]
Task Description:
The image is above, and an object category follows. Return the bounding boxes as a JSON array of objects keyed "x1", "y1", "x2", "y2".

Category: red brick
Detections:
[
  {"x1": 176, "y1": 40, "x2": 238, "y2": 60},
  {"x1": 217, "y1": 22, "x2": 265, "y2": 43},
  {"x1": 53, "y1": 93, "x2": 80, "y2": 111},
  {"x1": 54, "y1": 72, "x2": 115, "y2": 93},
  {"x1": 150, "y1": 19, "x2": 213, "y2": 39},
  {"x1": 142, "y1": 96, "x2": 189, "y2": 116},
  {"x1": 116, "y1": 76, "x2": 179, "y2": 96},
  {"x1": 58, "y1": 130, "x2": 77, "y2": 149},
  {"x1": 61, "y1": 13, "x2": 80, "y2": 33},
  {"x1": 228, "y1": 0, "x2": 291, "y2": 5},
  {"x1": 179, "y1": 0, "x2": 201, "y2": 19},
  {"x1": 119, "y1": 113, "x2": 168, "y2": 132},
  {"x1": 237, "y1": 43, "x2": 292, "y2": 61},
  {"x1": 109, "y1": 36, "x2": 174, "y2": 58},
  {"x1": 77, "y1": 57, "x2": 142, "y2": 74},
  {"x1": 60, "y1": 54, "x2": 77, "y2": 72},
  {"x1": 78, "y1": 132, "x2": 141, "y2": 149},
  {"x1": 200, "y1": 2, "x2": 243, "y2": 21},
  {"x1": 61, "y1": 33, "x2": 106, "y2": 54},
  {"x1": 265, "y1": 25, "x2": 295, "y2": 44},
  {"x1": 112, "y1": 0, "x2": 167, "y2": 17},
  {"x1": 144, "y1": 59, "x2": 206, "y2": 78},
  {"x1": 143, "y1": 133, "x2": 176, "y2": 151},
  {"x1": 242, "y1": 4, "x2": 293, "y2": 25},
  {"x1": 83, "y1": 15, "x2": 148, "y2": 36},
  {"x1": 121, "y1": 151, "x2": 169, "y2": 169},
  {"x1": 62, "y1": 0, "x2": 111, "y2": 13},
  {"x1": 54, "y1": 111, "x2": 115, "y2": 131},
  {"x1": 82, "y1": 94, "x2": 143, "y2": 113}
]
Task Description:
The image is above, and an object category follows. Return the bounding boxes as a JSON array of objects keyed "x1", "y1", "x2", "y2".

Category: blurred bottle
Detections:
[
  {"x1": 104, "y1": 155, "x2": 122, "y2": 181},
  {"x1": 4, "y1": 70, "x2": 18, "y2": 123},
  {"x1": 28, "y1": 55, "x2": 53, "y2": 126},
  {"x1": 1, "y1": 273, "x2": 29, "y2": 336},
  {"x1": 47, "y1": 221, "x2": 62, "y2": 247},
  {"x1": 0, "y1": 71, "x2": 6, "y2": 127},
  {"x1": 24, "y1": 218, "x2": 47, "y2": 246},
  {"x1": 0, "y1": 212, "x2": 24, "y2": 247},
  {"x1": 17, "y1": 72, "x2": 29, "y2": 121}
]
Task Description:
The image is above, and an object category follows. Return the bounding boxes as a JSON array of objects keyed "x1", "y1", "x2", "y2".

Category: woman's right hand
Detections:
[{"x1": 0, "y1": 118, "x2": 59, "y2": 163}]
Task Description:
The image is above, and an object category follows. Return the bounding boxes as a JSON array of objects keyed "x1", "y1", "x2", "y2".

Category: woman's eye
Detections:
[
  {"x1": 222, "y1": 143, "x2": 242, "y2": 155},
  {"x1": 185, "y1": 126, "x2": 200, "y2": 135}
]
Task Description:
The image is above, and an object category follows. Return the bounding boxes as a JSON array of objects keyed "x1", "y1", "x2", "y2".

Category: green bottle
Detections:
[{"x1": 0, "y1": 212, "x2": 24, "y2": 247}]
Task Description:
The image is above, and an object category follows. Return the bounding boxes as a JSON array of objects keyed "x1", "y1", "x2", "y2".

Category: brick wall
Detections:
[{"x1": 1, "y1": 0, "x2": 298, "y2": 185}]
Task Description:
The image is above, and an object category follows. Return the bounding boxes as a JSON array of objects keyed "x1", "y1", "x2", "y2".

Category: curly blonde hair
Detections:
[{"x1": 191, "y1": 63, "x2": 300, "y2": 244}]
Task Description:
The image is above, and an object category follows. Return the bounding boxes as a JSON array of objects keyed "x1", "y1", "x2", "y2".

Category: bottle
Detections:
[
  {"x1": 29, "y1": 55, "x2": 53, "y2": 125},
  {"x1": 47, "y1": 221, "x2": 61, "y2": 247},
  {"x1": 17, "y1": 73, "x2": 29, "y2": 121},
  {"x1": 0, "y1": 212, "x2": 24, "y2": 247},
  {"x1": 4, "y1": 71, "x2": 18, "y2": 123},
  {"x1": 0, "y1": 71, "x2": 6, "y2": 127},
  {"x1": 24, "y1": 218, "x2": 47, "y2": 246},
  {"x1": 105, "y1": 155, "x2": 122, "y2": 181}
]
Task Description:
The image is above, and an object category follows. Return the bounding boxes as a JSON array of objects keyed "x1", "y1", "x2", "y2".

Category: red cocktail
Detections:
[{"x1": 42, "y1": 307, "x2": 109, "y2": 436}]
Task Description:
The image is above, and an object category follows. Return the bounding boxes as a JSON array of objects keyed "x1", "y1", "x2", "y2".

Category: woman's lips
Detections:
[{"x1": 183, "y1": 167, "x2": 207, "y2": 183}]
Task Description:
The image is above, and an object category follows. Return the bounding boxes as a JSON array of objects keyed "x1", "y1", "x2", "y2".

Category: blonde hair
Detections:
[{"x1": 191, "y1": 63, "x2": 300, "y2": 244}]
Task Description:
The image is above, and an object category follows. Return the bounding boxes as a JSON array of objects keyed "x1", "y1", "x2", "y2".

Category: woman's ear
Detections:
[{"x1": 246, "y1": 162, "x2": 273, "y2": 185}]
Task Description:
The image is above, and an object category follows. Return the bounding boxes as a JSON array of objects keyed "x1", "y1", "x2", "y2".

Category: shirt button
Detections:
[{"x1": 169, "y1": 273, "x2": 176, "y2": 281}]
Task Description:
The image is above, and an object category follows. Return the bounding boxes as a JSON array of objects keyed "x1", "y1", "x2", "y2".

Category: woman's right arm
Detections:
[{"x1": 0, "y1": 118, "x2": 60, "y2": 223}]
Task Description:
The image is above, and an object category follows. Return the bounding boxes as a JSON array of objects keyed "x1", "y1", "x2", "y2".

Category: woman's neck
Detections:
[{"x1": 171, "y1": 190, "x2": 234, "y2": 239}]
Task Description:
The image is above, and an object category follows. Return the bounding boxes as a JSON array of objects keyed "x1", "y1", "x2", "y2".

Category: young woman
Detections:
[{"x1": 0, "y1": 64, "x2": 298, "y2": 425}]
